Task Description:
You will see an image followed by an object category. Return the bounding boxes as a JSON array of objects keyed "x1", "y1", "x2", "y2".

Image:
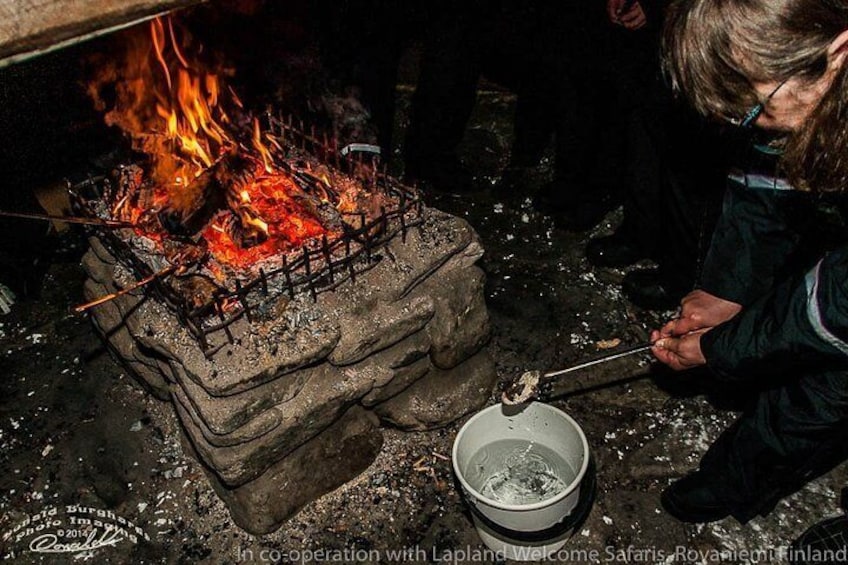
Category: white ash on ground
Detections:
[{"x1": 2, "y1": 88, "x2": 846, "y2": 564}]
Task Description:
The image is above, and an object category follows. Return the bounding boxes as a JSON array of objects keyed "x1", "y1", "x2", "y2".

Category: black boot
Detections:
[
  {"x1": 586, "y1": 231, "x2": 648, "y2": 268},
  {"x1": 661, "y1": 471, "x2": 732, "y2": 523},
  {"x1": 622, "y1": 268, "x2": 688, "y2": 311},
  {"x1": 687, "y1": 389, "x2": 848, "y2": 526}
]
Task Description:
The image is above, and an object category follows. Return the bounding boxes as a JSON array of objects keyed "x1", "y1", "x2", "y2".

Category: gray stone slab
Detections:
[
  {"x1": 422, "y1": 266, "x2": 490, "y2": 370},
  {"x1": 133, "y1": 296, "x2": 343, "y2": 397},
  {"x1": 182, "y1": 405, "x2": 383, "y2": 535},
  {"x1": 173, "y1": 359, "x2": 312, "y2": 436},
  {"x1": 375, "y1": 349, "x2": 498, "y2": 430},
  {"x1": 362, "y1": 356, "x2": 432, "y2": 407},
  {"x1": 174, "y1": 362, "x2": 382, "y2": 486},
  {"x1": 173, "y1": 387, "x2": 282, "y2": 448},
  {"x1": 84, "y1": 278, "x2": 171, "y2": 399},
  {"x1": 327, "y1": 294, "x2": 434, "y2": 366}
]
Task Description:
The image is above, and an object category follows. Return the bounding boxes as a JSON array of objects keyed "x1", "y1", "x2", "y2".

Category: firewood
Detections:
[
  {"x1": 156, "y1": 149, "x2": 252, "y2": 236},
  {"x1": 220, "y1": 210, "x2": 268, "y2": 249}
]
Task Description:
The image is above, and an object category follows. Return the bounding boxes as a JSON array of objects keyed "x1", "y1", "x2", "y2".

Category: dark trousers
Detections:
[
  {"x1": 405, "y1": 1, "x2": 601, "y2": 186},
  {"x1": 701, "y1": 369, "x2": 848, "y2": 522},
  {"x1": 504, "y1": 2, "x2": 603, "y2": 190},
  {"x1": 581, "y1": 18, "x2": 733, "y2": 290},
  {"x1": 403, "y1": 5, "x2": 482, "y2": 173},
  {"x1": 617, "y1": 96, "x2": 727, "y2": 290}
]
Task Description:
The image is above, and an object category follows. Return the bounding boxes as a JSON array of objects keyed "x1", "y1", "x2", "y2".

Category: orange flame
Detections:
[
  {"x1": 153, "y1": 57, "x2": 232, "y2": 180},
  {"x1": 91, "y1": 15, "x2": 238, "y2": 187},
  {"x1": 87, "y1": 15, "x2": 345, "y2": 272},
  {"x1": 252, "y1": 118, "x2": 274, "y2": 173}
]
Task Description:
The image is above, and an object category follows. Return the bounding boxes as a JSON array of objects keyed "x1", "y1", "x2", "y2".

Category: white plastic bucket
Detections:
[{"x1": 452, "y1": 402, "x2": 591, "y2": 560}]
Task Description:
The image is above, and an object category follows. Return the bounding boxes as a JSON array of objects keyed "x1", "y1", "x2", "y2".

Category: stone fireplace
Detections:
[
  {"x1": 1, "y1": 5, "x2": 497, "y2": 534},
  {"x1": 76, "y1": 144, "x2": 495, "y2": 535}
]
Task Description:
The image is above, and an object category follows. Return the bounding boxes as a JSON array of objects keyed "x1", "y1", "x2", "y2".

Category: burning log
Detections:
[
  {"x1": 161, "y1": 237, "x2": 209, "y2": 267},
  {"x1": 156, "y1": 151, "x2": 238, "y2": 236},
  {"x1": 286, "y1": 194, "x2": 343, "y2": 234},
  {"x1": 218, "y1": 210, "x2": 268, "y2": 249},
  {"x1": 156, "y1": 149, "x2": 270, "y2": 250},
  {"x1": 275, "y1": 160, "x2": 340, "y2": 205}
]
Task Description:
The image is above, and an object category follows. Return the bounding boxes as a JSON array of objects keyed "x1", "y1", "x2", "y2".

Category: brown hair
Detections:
[{"x1": 662, "y1": 0, "x2": 848, "y2": 191}]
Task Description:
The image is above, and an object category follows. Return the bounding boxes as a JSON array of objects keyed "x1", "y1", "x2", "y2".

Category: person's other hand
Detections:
[
  {"x1": 652, "y1": 290, "x2": 743, "y2": 341},
  {"x1": 649, "y1": 290, "x2": 742, "y2": 371},
  {"x1": 606, "y1": 0, "x2": 648, "y2": 30}
]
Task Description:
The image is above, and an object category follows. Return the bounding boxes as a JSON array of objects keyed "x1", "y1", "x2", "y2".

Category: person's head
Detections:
[{"x1": 663, "y1": 0, "x2": 848, "y2": 191}]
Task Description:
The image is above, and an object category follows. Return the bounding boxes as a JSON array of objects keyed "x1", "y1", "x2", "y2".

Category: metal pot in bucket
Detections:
[{"x1": 452, "y1": 402, "x2": 592, "y2": 561}]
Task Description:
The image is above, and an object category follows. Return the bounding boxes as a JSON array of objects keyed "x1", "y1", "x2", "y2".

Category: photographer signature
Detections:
[{"x1": 29, "y1": 528, "x2": 125, "y2": 554}]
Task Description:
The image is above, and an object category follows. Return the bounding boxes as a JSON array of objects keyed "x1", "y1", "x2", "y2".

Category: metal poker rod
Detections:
[
  {"x1": 0, "y1": 210, "x2": 135, "y2": 229},
  {"x1": 73, "y1": 266, "x2": 176, "y2": 313}
]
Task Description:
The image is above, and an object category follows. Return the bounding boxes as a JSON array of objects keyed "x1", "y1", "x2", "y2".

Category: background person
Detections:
[{"x1": 585, "y1": 0, "x2": 730, "y2": 310}]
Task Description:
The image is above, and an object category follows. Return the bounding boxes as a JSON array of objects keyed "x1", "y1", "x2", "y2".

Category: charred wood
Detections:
[
  {"x1": 157, "y1": 150, "x2": 253, "y2": 237},
  {"x1": 219, "y1": 210, "x2": 268, "y2": 249}
]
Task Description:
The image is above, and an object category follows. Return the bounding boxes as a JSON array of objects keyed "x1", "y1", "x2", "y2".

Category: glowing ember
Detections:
[{"x1": 202, "y1": 173, "x2": 338, "y2": 270}]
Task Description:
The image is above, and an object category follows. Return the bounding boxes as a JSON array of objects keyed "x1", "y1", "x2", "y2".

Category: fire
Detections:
[
  {"x1": 87, "y1": 15, "x2": 345, "y2": 272},
  {"x1": 149, "y1": 16, "x2": 232, "y2": 183},
  {"x1": 202, "y1": 173, "x2": 331, "y2": 270},
  {"x1": 252, "y1": 118, "x2": 275, "y2": 174}
]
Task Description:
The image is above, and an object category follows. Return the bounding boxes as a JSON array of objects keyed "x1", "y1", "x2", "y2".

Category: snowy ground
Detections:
[{"x1": 1, "y1": 88, "x2": 846, "y2": 564}]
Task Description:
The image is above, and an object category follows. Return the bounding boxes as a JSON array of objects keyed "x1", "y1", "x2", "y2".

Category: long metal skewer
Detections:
[
  {"x1": 73, "y1": 266, "x2": 176, "y2": 313},
  {"x1": 502, "y1": 342, "x2": 655, "y2": 405},
  {"x1": 0, "y1": 210, "x2": 135, "y2": 228},
  {"x1": 542, "y1": 342, "x2": 654, "y2": 379},
  {"x1": 0, "y1": 210, "x2": 135, "y2": 229}
]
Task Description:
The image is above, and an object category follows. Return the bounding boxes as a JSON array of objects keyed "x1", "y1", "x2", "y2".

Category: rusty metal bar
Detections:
[
  {"x1": 280, "y1": 256, "x2": 293, "y2": 300},
  {"x1": 0, "y1": 209, "x2": 135, "y2": 228},
  {"x1": 214, "y1": 299, "x2": 234, "y2": 344}
]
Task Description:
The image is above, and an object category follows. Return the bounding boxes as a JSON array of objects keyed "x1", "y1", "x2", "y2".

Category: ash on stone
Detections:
[{"x1": 82, "y1": 206, "x2": 496, "y2": 534}]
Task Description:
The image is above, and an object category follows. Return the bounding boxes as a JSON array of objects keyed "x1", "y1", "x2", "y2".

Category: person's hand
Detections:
[
  {"x1": 649, "y1": 290, "x2": 742, "y2": 371},
  {"x1": 653, "y1": 290, "x2": 743, "y2": 340},
  {"x1": 651, "y1": 329, "x2": 709, "y2": 370},
  {"x1": 606, "y1": 0, "x2": 648, "y2": 30}
]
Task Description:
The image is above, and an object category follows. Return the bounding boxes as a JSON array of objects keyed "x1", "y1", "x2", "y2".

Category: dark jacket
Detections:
[{"x1": 699, "y1": 143, "x2": 848, "y2": 379}]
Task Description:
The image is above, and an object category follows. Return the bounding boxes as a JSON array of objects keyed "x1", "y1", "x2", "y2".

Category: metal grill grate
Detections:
[{"x1": 70, "y1": 116, "x2": 424, "y2": 355}]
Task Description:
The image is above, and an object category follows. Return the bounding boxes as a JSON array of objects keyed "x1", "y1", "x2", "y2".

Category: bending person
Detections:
[{"x1": 651, "y1": 0, "x2": 848, "y2": 544}]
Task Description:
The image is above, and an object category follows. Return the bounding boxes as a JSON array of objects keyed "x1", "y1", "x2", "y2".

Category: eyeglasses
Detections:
[{"x1": 733, "y1": 79, "x2": 789, "y2": 128}]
